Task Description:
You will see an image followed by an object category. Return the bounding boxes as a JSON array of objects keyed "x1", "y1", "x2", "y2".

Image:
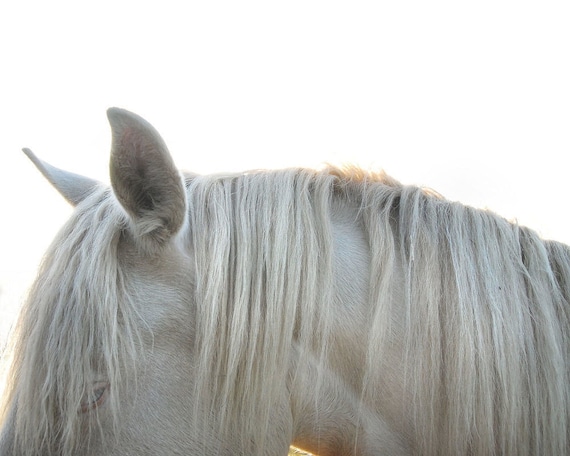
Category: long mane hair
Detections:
[
  {"x1": 1, "y1": 189, "x2": 141, "y2": 455},
  {"x1": 187, "y1": 166, "x2": 570, "y2": 454},
  {"x1": 2, "y1": 165, "x2": 569, "y2": 455}
]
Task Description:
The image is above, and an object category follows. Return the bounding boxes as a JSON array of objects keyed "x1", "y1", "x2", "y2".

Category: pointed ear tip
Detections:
[
  {"x1": 106, "y1": 107, "x2": 151, "y2": 132},
  {"x1": 22, "y1": 147, "x2": 41, "y2": 167},
  {"x1": 106, "y1": 107, "x2": 128, "y2": 123}
]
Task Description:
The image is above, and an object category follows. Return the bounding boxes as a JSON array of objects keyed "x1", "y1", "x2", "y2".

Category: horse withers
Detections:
[{"x1": 1, "y1": 108, "x2": 568, "y2": 455}]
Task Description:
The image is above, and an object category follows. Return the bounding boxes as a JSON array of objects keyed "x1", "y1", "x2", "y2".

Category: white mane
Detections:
[
  {"x1": 1, "y1": 189, "x2": 142, "y2": 456},
  {"x1": 188, "y1": 168, "x2": 336, "y2": 448},
  {"x1": 188, "y1": 166, "x2": 569, "y2": 454}
]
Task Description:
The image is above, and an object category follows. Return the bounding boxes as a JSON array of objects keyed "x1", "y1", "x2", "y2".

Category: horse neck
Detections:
[
  {"x1": 289, "y1": 344, "x2": 409, "y2": 456},
  {"x1": 289, "y1": 201, "x2": 410, "y2": 456}
]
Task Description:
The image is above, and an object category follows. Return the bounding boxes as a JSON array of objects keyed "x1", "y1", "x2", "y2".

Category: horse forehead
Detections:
[
  {"x1": 125, "y1": 235, "x2": 194, "y2": 281},
  {"x1": 124, "y1": 244, "x2": 195, "y2": 325}
]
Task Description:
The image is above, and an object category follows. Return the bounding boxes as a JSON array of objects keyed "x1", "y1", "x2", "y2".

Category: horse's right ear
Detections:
[{"x1": 107, "y1": 108, "x2": 187, "y2": 250}]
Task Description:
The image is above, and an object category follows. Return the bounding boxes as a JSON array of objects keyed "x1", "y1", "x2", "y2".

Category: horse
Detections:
[{"x1": 1, "y1": 108, "x2": 569, "y2": 455}]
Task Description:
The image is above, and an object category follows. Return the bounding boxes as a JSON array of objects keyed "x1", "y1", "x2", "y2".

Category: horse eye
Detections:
[{"x1": 80, "y1": 382, "x2": 109, "y2": 413}]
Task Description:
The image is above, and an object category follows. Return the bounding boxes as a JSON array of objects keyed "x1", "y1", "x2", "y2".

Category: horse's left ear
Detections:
[
  {"x1": 107, "y1": 108, "x2": 186, "y2": 249},
  {"x1": 22, "y1": 148, "x2": 100, "y2": 206}
]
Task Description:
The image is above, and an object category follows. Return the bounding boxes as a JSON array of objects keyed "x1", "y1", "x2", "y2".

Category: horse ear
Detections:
[
  {"x1": 107, "y1": 107, "x2": 186, "y2": 248},
  {"x1": 22, "y1": 148, "x2": 100, "y2": 206}
]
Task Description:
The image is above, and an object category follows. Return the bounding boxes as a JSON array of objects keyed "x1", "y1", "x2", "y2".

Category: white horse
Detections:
[{"x1": 1, "y1": 108, "x2": 568, "y2": 455}]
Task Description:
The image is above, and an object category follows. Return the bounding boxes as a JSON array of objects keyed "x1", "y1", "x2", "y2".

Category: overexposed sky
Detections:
[{"x1": 1, "y1": 1, "x2": 569, "y2": 337}]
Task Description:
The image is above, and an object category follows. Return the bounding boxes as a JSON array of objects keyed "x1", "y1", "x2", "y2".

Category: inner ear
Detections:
[{"x1": 107, "y1": 108, "x2": 186, "y2": 247}]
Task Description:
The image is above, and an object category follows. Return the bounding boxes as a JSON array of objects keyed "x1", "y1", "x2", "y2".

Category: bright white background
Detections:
[{"x1": 1, "y1": 1, "x2": 569, "y2": 346}]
